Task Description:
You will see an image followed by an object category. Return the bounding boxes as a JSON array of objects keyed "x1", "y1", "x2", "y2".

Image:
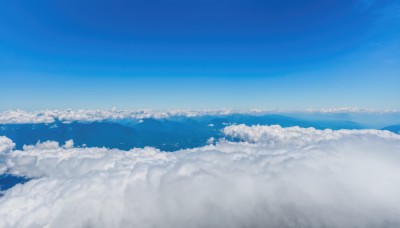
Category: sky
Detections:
[{"x1": 0, "y1": 0, "x2": 399, "y2": 110}]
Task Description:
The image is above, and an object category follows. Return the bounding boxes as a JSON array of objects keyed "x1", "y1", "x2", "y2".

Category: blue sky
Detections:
[{"x1": 1, "y1": 0, "x2": 399, "y2": 110}]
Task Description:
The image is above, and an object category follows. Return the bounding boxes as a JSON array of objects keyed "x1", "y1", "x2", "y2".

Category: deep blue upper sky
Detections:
[{"x1": 1, "y1": 0, "x2": 399, "y2": 110}]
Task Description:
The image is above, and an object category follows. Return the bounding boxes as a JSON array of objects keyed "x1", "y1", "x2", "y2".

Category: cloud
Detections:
[
  {"x1": 306, "y1": 107, "x2": 400, "y2": 114},
  {"x1": 21, "y1": 140, "x2": 75, "y2": 151},
  {"x1": 1, "y1": 126, "x2": 400, "y2": 227},
  {"x1": 0, "y1": 109, "x2": 242, "y2": 124},
  {"x1": 63, "y1": 139, "x2": 74, "y2": 149},
  {"x1": 0, "y1": 136, "x2": 15, "y2": 154},
  {"x1": 0, "y1": 110, "x2": 55, "y2": 124},
  {"x1": 1, "y1": 108, "x2": 399, "y2": 124},
  {"x1": 0, "y1": 136, "x2": 15, "y2": 173},
  {"x1": 22, "y1": 140, "x2": 61, "y2": 151},
  {"x1": 223, "y1": 124, "x2": 400, "y2": 147}
]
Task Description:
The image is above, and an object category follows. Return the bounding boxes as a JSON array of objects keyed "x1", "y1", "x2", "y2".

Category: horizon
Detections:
[{"x1": 1, "y1": 1, "x2": 400, "y2": 227}]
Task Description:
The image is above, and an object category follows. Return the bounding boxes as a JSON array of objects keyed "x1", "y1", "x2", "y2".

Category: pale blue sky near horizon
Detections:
[{"x1": 1, "y1": 0, "x2": 399, "y2": 110}]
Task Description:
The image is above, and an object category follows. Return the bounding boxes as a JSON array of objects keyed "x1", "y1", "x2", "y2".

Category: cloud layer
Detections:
[
  {"x1": 1, "y1": 125, "x2": 400, "y2": 227},
  {"x1": 0, "y1": 109, "x2": 252, "y2": 124},
  {"x1": 1, "y1": 108, "x2": 399, "y2": 124},
  {"x1": 224, "y1": 124, "x2": 400, "y2": 147}
]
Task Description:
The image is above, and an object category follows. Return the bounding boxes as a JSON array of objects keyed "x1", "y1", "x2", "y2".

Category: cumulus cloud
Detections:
[
  {"x1": 0, "y1": 136, "x2": 15, "y2": 173},
  {"x1": 22, "y1": 140, "x2": 60, "y2": 151},
  {"x1": 1, "y1": 126, "x2": 400, "y2": 227},
  {"x1": 0, "y1": 136, "x2": 15, "y2": 154},
  {"x1": 63, "y1": 139, "x2": 74, "y2": 149},
  {"x1": 207, "y1": 137, "x2": 215, "y2": 144},
  {"x1": 224, "y1": 124, "x2": 400, "y2": 147},
  {"x1": 21, "y1": 140, "x2": 74, "y2": 152}
]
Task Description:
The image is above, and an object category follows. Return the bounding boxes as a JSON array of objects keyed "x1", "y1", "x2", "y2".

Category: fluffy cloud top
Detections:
[
  {"x1": 63, "y1": 139, "x2": 74, "y2": 149},
  {"x1": 22, "y1": 140, "x2": 61, "y2": 151},
  {"x1": 224, "y1": 124, "x2": 400, "y2": 147},
  {"x1": 0, "y1": 136, "x2": 15, "y2": 154},
  {"x1": 1, "y1": 125, "x2": 400, "y2": 227}
]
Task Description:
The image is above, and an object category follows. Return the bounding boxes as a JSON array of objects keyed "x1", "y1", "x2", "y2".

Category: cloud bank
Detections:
[
  {"x1": 1, "y1": 125, "x2": 400, "y2": 227},
  {"x1": 1, "y1": 108, "x2": 399, "y2": 124},
  {"x1": 224, "y1": 124, "x2": 400, "y2": 147},
  {"x1": 0, "y1": 109, "x2": 251, "y2": 124}
]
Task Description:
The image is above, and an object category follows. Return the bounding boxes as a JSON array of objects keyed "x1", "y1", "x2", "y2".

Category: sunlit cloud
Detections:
[{"x1": 1, "y1": 125, "x2": 400, "y2": 227}]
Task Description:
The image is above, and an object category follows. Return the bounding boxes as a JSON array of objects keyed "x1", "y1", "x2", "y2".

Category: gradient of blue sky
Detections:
[{"x1": 1, "y1": 0, "x2": 399, "y2": 110}]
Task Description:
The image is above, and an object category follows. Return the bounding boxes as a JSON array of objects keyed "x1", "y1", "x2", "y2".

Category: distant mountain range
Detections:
[
  {"x1": 0, "y1": 114, "x2": 375, "y2": 151},
  {"x1": 1, "y1": 114, "x2": 399, "y2": 192},
  {"x1": 382, "y1": 124, "x2": 400, "y2": 134}
]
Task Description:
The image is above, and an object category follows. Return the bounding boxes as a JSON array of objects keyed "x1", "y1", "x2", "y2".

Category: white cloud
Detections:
[
  {"x1": 0, "y1": 110, "x2": 55, "y2": 124},
  {"x1": 0, "y1": 109, "x2": 240, "y2": 124},
  {"x1": 22, "y1": 140, "x2": 60, "y2": 151},
  {"x1": 307, "y1": 107, "x2": 400, "y2": 114},
  {"x1": 17, "y1": 138, "x2": 72, "y2": 152},
  {"x1": 223, "y1": 124, "x2": 400, "y2": 147},
  {"x1": 206, "y1": 137, "x2": 215, "y2": 144},
  {"x1": 0, "y1": 126, "x2": 400, "y2": 227},
  {"x1": 0, "y1": 136, "x2": 14, "y2": 154},
  {"x1": 1, "y1": 108, "x2": 398, "y2": 124},
  {"x1": 63, "y1": 140, "x2": 74, "y2": 149}
]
